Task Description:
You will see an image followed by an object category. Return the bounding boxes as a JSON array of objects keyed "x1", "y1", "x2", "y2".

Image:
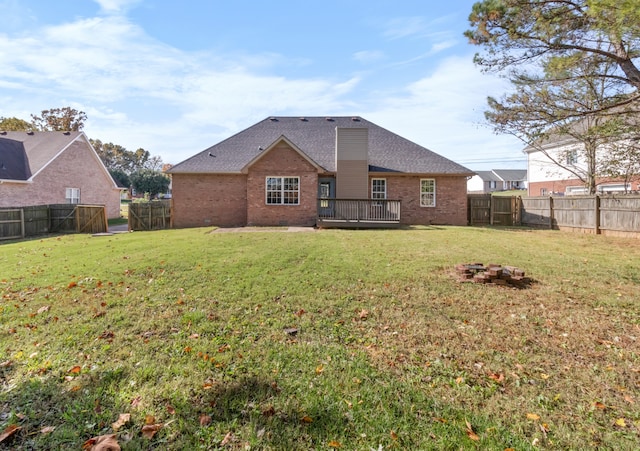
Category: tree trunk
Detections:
[{"x1": 612, "y1": 40, "x2": 640, "y2": 90}]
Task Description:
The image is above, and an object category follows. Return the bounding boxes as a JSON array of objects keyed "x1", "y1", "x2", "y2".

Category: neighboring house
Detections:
[
  {"x1": 0, "y1": 131, "x2": 122, "y2": 218},
  {"x1": 168, "y1": 116, "x2": 474, "y2": 228},
  {"x1": 467, "y1": 169, "x2": 528, "y2": 193},
  {"x1": 526, "y1": 138, "x2": 640, "y2": 196}
]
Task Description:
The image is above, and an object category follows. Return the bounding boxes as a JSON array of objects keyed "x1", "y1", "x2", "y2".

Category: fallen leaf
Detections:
[
  {"x1": 594, "y1": 402, "x2": 606, "y2": 410},
  {"x1": 623, "y1": 394, "x2": 635, "y2": 404},
  {"x1": 0, "y1": 425, "x2": 21, "y2": 443},
  {"x1": 315, "y1": 365, "x2": 324, "y2": 374},
  {"x1": 112, "y1": 413, "x2": 131, "y2": 431},
  {"x1": 358, "y1": 309, "x2": 369, "y2": 320},
  {"x1": 328, "y1": 440, "x2": 342, "y2": 448},
  {"x1": 301, "y1": 415, "x2": 313, "y2": 423},
  {"x1": 98, "y1": 331, "x2": 114, "y2": 340},
  {"x1": 526, "y1": 413, "x2": 540, "y2": 421},
  {"x1": 166, "y1": 405, "x2": 176, "y2": 415},
  {"x1": 295, "y1": 309, "x2": 306, "y2": 317},
  {"x1": 141, "y1": 423, "x2": 163, "y2": 439},
  {"x1": 615, "y1": 418, "x2": 627, "y2": 428},
  {"x1": 220, "y1": 431, "x2": 235, "y2": 446},
  {"x1": 37, "y1": 305, "x2": 50, "y2": 315},
  {"x1": 262, "y1": 406, "x2": 275, "y2": 417},
  {"x1": 488, "y1": 372, "x2": 505, "y2": 383},
  {"x1": 465, "y1": 420, "x2": 480, "y2": 441},
  {"x1": 144, "y1": 415, "x2": 156, "y2": 425},
  {"x1": 199, "y1": 414, "x2": 212, "y2": 426},
  {"x1": 68, "y1": 365, "x2": 82, "y2": 374},
  {"x1": 40, "y1": 426, "x2": 55, "y2": 434},
  {"x1": 390, "y1": 430, "x2": 398, "y2": 440},
  {"x1": 68, "y1": 281, "x2": 77, "y2": 289},
  {"x1": 130, "y1": 396, "x2": 142, "y2": 408},
  {"x1": 82, "y1": 434, "x2": 120, "y2": 450}
]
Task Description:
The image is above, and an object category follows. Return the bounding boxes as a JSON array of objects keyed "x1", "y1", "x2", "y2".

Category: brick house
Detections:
[
  {"x1": 168, "y1": 116, "x2": 474, "y2": 228},
  {"x1": 0, "y1": 131, "x2": 122, "y2": 218},
  {"x1": 526, "y1": 137, "x2": 640, "y2": 196}
]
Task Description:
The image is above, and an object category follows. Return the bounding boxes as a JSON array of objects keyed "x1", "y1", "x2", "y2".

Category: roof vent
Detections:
[
  {"x1": 258, "y1": 146, "x2": 264, "y2": 151},
  {"x1": 269, "y1": 117, "x2": 278, "y2": 122},
  {"x1": 63, "y1": 131, "x2": 70, "y2": 135},
  {"x1": 351, "y1": 117, "x2": 360, "y2": 122},
  {"x1": 325, "y1": 117, "x2": 334, "y2": 122},
  {"x1": 208, "y1": 152, "x2": 216, "y2": 157},
  {"x1": 0, "y1": 131, "x2": 6, "y2": 135},
  {"x1": 299, "y1": 117, "x2": 307, "y2": 122},
  {"x1": 27, "y1": 131, "x2": 35, "y2": 135}
]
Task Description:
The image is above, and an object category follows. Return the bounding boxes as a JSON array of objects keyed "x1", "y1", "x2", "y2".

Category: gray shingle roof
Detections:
[
  {"x1": 474, "y1": 170, "x2": 502, "y2": 182},
  {"x1": 492, "y1": 169, "x2": 527, "y2": 182},
  {"x1": 0, "y1": 131, "x2": 83, "y2": 181},
  {"x1": 169, "y1": 116, "x2": 473, "y2": 175}
]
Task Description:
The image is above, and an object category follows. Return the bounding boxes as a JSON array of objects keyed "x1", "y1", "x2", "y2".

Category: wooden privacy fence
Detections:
[
  {"x1": 0, "y1": 204, "x2": 107, "y2": 240},
  {"x1": 128, "y1": 200, "x2": 171, "y2": 231},
  {"x1": 470, "y1": 194, "x2": 640, "y2": 237},
  {"x1": 468, "y1": 194, "x2": 521, "y2": 226},
  {"x1": 521, "y1": 195, "x2": 640, "y2": 237}
]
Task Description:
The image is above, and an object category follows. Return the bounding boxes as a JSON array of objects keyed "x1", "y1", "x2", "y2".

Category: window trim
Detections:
[
  {"x1": 420, "y1": 179, "x2": 436, "y2": 207},
  {"x1": 265, "y1": 176, "x2": 300, "y2": 205},
  {"x1": 66, "y1": 187, "x2": 80, "y2": 204},
  {"x1": 371, "y1": 178, "x2": 387, "y2": 200}
]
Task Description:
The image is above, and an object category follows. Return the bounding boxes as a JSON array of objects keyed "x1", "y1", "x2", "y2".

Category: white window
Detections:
[
  {"x1": 65, "y1": 188, "x2": 80, "y2": 204},
  {"x1": 566, "y1": 150, "x2": 578, "y2": 165},
  {"x1": 266, "y1": 177, "x2": 299, "y2": 205},
  {"x1": 598, "y1": 183, "x2": 630, "y2": 193},
  {"x1": 420, "y1": 179, "x2": 436, "y2": 207},
  {"x1": 371, "y1": 179, "x2": 387, "y2": 200},
  {"x1": 566, "y1": 185, "x2": 587, "y2": 195}
]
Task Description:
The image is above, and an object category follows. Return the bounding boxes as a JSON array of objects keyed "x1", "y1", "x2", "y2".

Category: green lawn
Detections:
[{"x1": 1, "y1": 226, "x2": 639, "y2": 450}]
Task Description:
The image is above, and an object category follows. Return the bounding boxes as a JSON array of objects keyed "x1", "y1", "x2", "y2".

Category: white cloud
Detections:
[
  {"x1": 383, "y1": 17, "x2": 427, "y2": 40},
  {"x1": 93, "y1": 0, "x2": 140, "y2": 14},
  {"x1": 353, "y1": 50, "x2": 385, "y2": 64},
  {"x1": 366, "y1": 55, "x2": 524, "y2": 169}
]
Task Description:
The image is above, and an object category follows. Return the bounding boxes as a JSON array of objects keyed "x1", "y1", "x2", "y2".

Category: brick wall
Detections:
[
  {"x1": 0, "y1": 139, "x2": 121, "y2": 218},
  {"x1": 246, "y1": 143, "x2": 318, "y2": 226},
  {"x1": 529, "y1": 177, "x2": 640, "y2": 196},
  {"x1": 384, "y1": 175, "x2": 468, "y2": 226},
  {"x1": 171, "y1": 174, "x2": 247, "y2": 228}
]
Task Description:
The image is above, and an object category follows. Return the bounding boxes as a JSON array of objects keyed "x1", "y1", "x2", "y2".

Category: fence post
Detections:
[
  {"x1": 20, "y1": 208, "x2": 25, "y2": 238},
  {"x1": 594, "y1": 194, "x2": 601, "y2": 235},
  {"x1": 549, "y1": 196, "x2": 554, "y2": 229}
]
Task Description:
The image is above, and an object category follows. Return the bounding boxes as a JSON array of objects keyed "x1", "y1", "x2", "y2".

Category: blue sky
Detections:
[{"x1": 0, "y1": 0, "x2": 525, "y2": 169}]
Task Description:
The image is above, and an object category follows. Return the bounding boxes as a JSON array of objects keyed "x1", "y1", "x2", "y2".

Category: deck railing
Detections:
[{"x1": 317, "y1": 199, "x2": 401, "y2": 225}]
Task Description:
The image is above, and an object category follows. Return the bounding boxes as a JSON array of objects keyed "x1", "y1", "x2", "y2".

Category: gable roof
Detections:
[
  {"x1": 473, "y1": 170, "x2": 501, "y2": 182},
  {"x1": 492, "y1": 169, "x2": 527, "y2": 182},
  {"x1": 0, "y1": 131, "x2": 118, "y2": 188},
  {"x1": 169, "y1": 116, "x2": 473, "y2": 175}
]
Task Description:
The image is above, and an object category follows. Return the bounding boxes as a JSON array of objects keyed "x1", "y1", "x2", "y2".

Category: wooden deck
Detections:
[{"x1": 317, "y1": 199, "x2": 401, "y2": 228}]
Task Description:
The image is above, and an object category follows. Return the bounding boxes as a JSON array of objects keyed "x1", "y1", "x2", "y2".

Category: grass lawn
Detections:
[{"x1": 0, "y1": 226, "x2": 639, "y2": 450}]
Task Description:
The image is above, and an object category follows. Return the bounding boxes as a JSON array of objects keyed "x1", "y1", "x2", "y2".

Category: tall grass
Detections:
[{"x1": 0, "y1": 226, "x2": 638, "y2": 449}]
